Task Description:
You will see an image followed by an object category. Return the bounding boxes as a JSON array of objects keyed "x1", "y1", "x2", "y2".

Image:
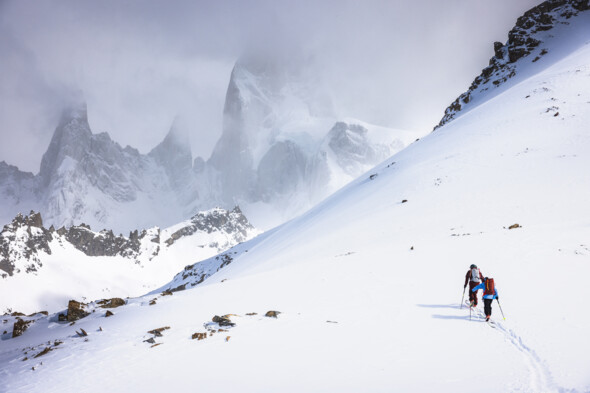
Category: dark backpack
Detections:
[{"x1": 484, "y1": 278, "x2": 495, "y2": 296}]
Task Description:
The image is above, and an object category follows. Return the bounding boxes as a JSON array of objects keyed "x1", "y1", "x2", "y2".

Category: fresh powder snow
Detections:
[
  {"x1": 1, "y1": 8, "x2": 590, "y2": 392},
  {"x1": 1, "y1": 3, "x2": 590, "y2": 393}
]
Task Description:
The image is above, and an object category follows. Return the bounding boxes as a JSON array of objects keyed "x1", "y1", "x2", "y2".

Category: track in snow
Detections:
[{"x1": 469, "y1": 305, "x2": 561, "y2": 393}]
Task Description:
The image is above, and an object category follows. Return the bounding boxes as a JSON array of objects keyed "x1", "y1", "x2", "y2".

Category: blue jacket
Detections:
[{"x1": 472, "y1": 282, "x2": 498, "y2": 300}]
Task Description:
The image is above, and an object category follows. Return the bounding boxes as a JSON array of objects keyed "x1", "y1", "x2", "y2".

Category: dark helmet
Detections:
[
  {"x1": 470, "y1": 264, "x2": 477, "y2": 269},
  {"x1": 484, "y1": 277, "x2": 489, "y2": 281}
]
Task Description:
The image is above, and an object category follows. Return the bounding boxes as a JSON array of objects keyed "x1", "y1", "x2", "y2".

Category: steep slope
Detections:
[
  {"x1": 0, "y1": 208, "x2": 259, "y2": 314},
  {"x1": 436, "y1": 0, "x2": 590, "y2": 128},
  {"x1": 1, "y1": 7, "x2": 589, "y2": 392}
]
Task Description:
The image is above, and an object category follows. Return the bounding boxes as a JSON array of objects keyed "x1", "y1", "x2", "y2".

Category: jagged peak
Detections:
[
  {"x1": 39, "y1": 100, "x2": 93, "y2": 182},
  {"x1": 149, "y1": 117, "x2": 191, "y2": 157},
  {"x1": 3, "y1": 211, "x2": 44, "y2": 230}
]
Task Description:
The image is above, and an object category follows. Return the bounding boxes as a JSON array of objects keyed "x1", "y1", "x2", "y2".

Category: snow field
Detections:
[{"x1": 2, "y1": 11, "x2": 590, "y2": 393}]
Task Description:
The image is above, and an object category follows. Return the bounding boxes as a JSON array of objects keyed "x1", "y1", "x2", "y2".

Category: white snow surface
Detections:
[
  {"x1": 2, "y1": 19, "x2": 590, "y2": 393},
  {"x1": 0, "y1": 208, "x2": 260, "y2": 314}
]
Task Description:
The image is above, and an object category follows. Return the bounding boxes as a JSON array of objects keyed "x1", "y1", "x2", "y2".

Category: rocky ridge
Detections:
[
  {"x1": 435, "y1": 0, "x2": 590, "y2": 129},
  {"x1": 0, "y1": 207, "x2": 256, "y2": 279},
  {"x1": 0, "y1": 212, "x2": 52, "y2": 277}
]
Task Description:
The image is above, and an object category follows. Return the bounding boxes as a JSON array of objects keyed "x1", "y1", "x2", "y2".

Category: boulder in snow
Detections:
[{"x1": 67, "y1": 300, "x2": 89, "y2": 322}]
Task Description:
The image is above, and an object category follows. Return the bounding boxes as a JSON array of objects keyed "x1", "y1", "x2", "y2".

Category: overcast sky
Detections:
[{"x1": 0, "y1": 0, "x2": 539, "y2": 173}]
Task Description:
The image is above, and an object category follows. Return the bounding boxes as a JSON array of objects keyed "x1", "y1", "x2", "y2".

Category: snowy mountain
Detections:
[
  {"x1": 204, "y1": 55, "x2": 417, "y2": 227},
  {"x1": 0, "y1": 58, "x2": 416, "y2": 234},
  {"x1": 0, "y1": 101, "x2": 197, "y2": 233},
  {"x1": 1, "y1": 2, "x2": 589, "y2": 392},
  {"x1": 436, "y1": 0, "x2": 590, "y2": 128},
  {"x1": 0, "y1": 207, "x2": 259, "y2": 314}
]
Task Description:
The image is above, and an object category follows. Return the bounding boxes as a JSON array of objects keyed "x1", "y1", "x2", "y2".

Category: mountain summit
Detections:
[
  {"x1": 436, "y1": 0, "x2": 590, "y2": 129},
  {"x1": 205, "y1": 54, "x2": 417, "y2": 226},
  {"x1": 0, "y1": 55, "x2": 416, "y2": 231}
]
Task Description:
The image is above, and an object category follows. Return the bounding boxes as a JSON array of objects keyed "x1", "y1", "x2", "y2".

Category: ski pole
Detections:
[
  {"x1": 461, "y1": 286, "x2": 466, "y2": 309},
  {"x1": 497, "y1": 298, "x2": 506, "y2": 320}
]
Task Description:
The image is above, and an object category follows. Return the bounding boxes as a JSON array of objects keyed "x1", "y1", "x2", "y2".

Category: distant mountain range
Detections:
[
  {"x1": 0, "y1": 54, "x2": 417, "y2": 233},
  {"x1": 0, "y1": 207, "x2": 259, "y2": 313},
  {"x1": 2, "y1": 1, "x2": 590, "y2": 391}
]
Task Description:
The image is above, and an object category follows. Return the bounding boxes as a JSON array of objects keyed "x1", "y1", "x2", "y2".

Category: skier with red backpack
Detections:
[
  {"x1": 472, "y1": 277, "x2": 499, "y2": 322},
  {"x1": 464, "y1": 264, "x2": 484, "y2": 307}
]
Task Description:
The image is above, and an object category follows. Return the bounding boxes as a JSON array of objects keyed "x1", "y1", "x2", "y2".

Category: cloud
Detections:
[{"x1": 0, "y1": 0, "x2": 539, "y2": 172}]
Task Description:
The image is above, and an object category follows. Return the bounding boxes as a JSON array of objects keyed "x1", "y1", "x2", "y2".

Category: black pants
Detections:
[{"x1": 483, "y1": 298, "x2": 493, "y2": 317}]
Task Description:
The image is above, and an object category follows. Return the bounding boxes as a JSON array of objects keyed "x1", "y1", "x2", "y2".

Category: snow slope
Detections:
[
  {"x1": 0, "y1": 208, "x2": 259, "y2": 314},
  {"x1": 436, "y1": 0, "x2": 590, "y2": 129},
  {"x1": 2, "y1": 7, "x2": 590, "y2": 393}
]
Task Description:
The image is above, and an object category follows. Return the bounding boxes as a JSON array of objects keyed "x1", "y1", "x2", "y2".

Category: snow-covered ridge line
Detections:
[
  {"x1": 0, "y1": 207, "x2": 260, "y2": 314},
  {"x1": 435, "y1": 0, "x2": 590, "y2": 129},
  {"x1": 0, "y1": 207, "x2": 255, "y2": 279}
]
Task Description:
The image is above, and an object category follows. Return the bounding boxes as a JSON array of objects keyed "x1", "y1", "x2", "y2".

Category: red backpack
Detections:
[{"x1": 484, "y1": 278, "x2": 495, "y2": 296}]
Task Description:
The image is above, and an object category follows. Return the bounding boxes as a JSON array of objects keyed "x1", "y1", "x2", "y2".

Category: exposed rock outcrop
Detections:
[
  {"x1": 1, "y1": 207, "x2": 255, "y2": 280},
  {"x1": 435, "y1": 0, "x2": 590, "y2": 129},
  {"x1": 97, "y1": 298, "x2": 126, "y2": 308},
  {"x1": 0, "y1": 211, "x2": 53, "y2": 277},
  {"x1": 66, "y1": 300, "x2": 89, "y2": 322},
  {"x1": 12, "y1": 318, "x2": 33, "y2": 338},
  {"x1": 165, "y1": 207, "x2": 253, "y2": 248}
]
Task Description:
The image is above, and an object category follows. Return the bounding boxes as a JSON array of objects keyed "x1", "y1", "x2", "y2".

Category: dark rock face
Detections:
[
  {"x1": 63, "y1": 225, "x2": 159, "y2": 259},
  {"x1": 147, "y1": 326, "x2": 170, "y2": 336},
  {"x1": 12, "y1": 318, "x2": 33, "y2": 338},
  {"x1": 97, "y1": 298, "x2": 126, "y2": 308},
  {"x1": 192, "y1": 332, "x2": 207, "y2": 340},
  {"x1": 0, "y1": 211, "x2": 53, "y2": 277},
  {"x1": 493, "y1": 42, "x2": 505, "y2": 59},
  {"x1": 0, "y1": 211, "x2": 157, "y2": 277},
  {"x1": 212, "y1": 315, "x2": 236, "y2": 327},
  {"x1": 67, "y1": 300, "x2": 90, "y2": 322},
  {"x1": 2, "y1": 207, "x2": 252, "y2": 274},
  {"x1": 165, "y1": 207, "x2": 254, "y2": 248},
  {"x1": 435, "y1": 0, "x2": 590, "y2": 129},
  {"x1": 265, "y1": 311, "x2": 281, "y2": 318},
  {"x1": 33, "y1": 347, "x2": 53, "y2": 358},
  {"x1": 167, "y1": 252, "x2": 235, "y2": 293}
]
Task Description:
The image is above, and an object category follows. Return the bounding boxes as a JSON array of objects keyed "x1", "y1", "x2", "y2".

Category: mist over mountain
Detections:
[
  {"x1": 0, "y1": 0, "x2": 541, "y2": 175},
  {"x1": 0, "y1": 52, "x2": 417, "y2": 232},
  {"x1": 1, "y1": 2, "x2": 590, "y2": 392}
]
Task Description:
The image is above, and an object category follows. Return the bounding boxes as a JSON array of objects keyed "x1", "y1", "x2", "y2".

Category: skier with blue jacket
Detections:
[{"x1": 472, "y1": 277, "x2": 498, "y2": 322}]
